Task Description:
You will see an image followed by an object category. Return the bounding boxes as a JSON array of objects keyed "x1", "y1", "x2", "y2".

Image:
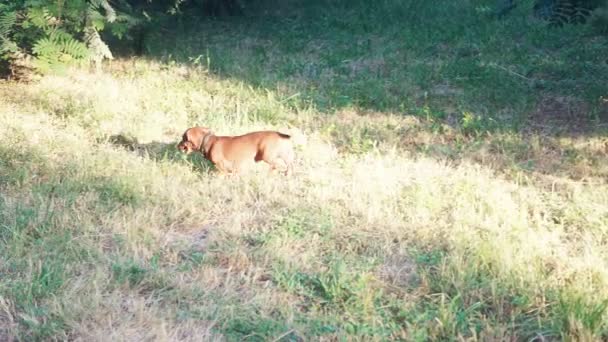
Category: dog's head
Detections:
[{"x1": 177, "y1": 126, "x2": 212, "y2": 154}]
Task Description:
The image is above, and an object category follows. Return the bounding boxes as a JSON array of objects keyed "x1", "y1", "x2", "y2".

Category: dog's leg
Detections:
[
  {"x1": 267, "y1": 162, "x2": 279, "y2": 175},
  {"x1": 280, "y1": 148, "x2": 295, "y2": 176},
  {"x1": 284, "y1": 160, "x2": 293, "y2": 176},
  {"x1": 269, "y1": 158, "x2": 291, "y2": 176},
  {"x1": 277, "y1": 151, "x2": 294, "y2": 176},
  {"x1": 264, "y1": 158, "x2": 281, "y2": 174},
  {"x1": 214, "y1": 160, "x2": 231, "y2": 174}
]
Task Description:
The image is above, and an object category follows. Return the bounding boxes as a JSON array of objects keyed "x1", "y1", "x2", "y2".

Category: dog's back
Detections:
[
  {"x1": 241, "y1": 131, "x2": 294, "y2": 173},
  {"x1": 181, "y1": 127, "x2": 296, "y2": 175}
]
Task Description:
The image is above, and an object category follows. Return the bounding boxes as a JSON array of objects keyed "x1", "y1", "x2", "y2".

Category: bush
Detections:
[{"x1": 0, "y1": 0, "x2": 139, "y2": 78}]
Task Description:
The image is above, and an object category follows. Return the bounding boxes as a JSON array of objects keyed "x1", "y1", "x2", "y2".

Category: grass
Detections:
[{"x1": 1, "y1": 0, "x2": 608, "y2": 340}]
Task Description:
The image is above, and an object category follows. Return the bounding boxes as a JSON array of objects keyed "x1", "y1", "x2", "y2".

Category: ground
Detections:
[{"x1": 1, "y1": 0, "x2": 608, "y2": 340}]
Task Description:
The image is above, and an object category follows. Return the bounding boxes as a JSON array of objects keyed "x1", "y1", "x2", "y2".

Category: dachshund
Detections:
[{"x1": 177, "y1": 126, "x2": 295, "y2": 175}]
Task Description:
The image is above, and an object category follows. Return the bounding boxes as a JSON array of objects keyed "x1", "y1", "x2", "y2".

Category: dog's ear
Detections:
[{"x1": 186, "y1": 127, "x2": 206, "y2": 151}]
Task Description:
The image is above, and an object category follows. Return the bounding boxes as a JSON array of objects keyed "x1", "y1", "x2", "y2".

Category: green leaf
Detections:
[{"x1": 0, "y1": 11, "x2": 17, "y2": 38}]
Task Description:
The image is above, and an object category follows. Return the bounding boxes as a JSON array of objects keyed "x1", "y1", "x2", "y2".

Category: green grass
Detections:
[
  {"x1": 1, "y1": 0, "x2": 608, "y2": 340},
  {"x1": 145, "y1": 0, "x2": 608, "y2": 132}
]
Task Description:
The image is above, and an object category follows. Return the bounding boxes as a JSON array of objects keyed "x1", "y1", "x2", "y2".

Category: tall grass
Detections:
[{"x1": 1, "y1": 0, "x2": 608, "y2": 340}]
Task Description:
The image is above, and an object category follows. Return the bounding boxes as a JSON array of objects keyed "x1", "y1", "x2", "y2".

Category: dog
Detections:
[{"x1": 177, "y1": 126, "x2": 295, "y2": 175}]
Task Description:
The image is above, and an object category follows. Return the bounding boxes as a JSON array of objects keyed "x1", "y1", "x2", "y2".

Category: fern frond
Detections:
[
  {"x1": 1, "y1": 38, "x2": 19, "y2": 54},
  {"x1": 89, "y1": 0, "x2": 116, "y2": 22},
  {"x1": 533, "y1": 0, "x2": 597, "y2": 26},
  {"x1": 31, "y1": 54, "x2": 53, "y2": 73},
  {"x1": 47, "y1": 28, "x2": 73, "y2": 42},
  {"x1": 26, "y1": 7, "x2": 56, "y2": 31},
  {"x1": 32, "y1": 33, "x2": 90, "y2": 73},
  {"x1": 0, "y1": 11, "x2": 17, "y2": 38},
  {"x1": 59, "y1": 37, "x2": 89, "y2": 59},
  {"x1": 86, "y1": 7, "x2": 107, "y2": 31},
  {"x1": 32, "y1": 37, "x2": 62, "y2": 62},
  {"x1": 570, "y1": 1, "x2": 594, "y2": 24}
]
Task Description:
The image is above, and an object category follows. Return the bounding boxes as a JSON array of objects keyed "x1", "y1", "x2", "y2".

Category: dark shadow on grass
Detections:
[
  {"x1": 135, "y1": 0, "x2": 608, "y2": 139},
  {"x1": 0, "y1": 144, "x2": 143, "y2": 211},
  {"x1": 107, "y1": 134, "x2": 216, "y2": 175}
]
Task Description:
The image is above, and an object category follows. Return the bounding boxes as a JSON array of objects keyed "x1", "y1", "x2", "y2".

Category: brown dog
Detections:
[{"x1": 177, "y1": 126, "x2": 295, "y2": 175}]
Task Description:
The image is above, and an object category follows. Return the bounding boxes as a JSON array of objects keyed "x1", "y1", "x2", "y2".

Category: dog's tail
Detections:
[{"x1": 278, "y1": 128, "x2": 306, "y2": 146}]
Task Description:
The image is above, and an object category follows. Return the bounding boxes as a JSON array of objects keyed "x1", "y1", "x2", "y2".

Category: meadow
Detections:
[{"x1": 1, "y1": 0, "x2": 608, "y2": 340}]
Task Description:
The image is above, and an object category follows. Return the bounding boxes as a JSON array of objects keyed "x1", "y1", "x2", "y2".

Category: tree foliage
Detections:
[
  {"x1": 0, "y1": 0, "x2": 143, "y2": 77},
  {"x1": 0, "y1": 0, "x2": 250, "y2": 78}
]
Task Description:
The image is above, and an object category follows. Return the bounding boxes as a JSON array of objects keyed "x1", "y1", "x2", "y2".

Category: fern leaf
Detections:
[
  {"x1": 32, "y1": 55, "x2": 53, "y2": 73},
  {"x1": 32, "y1": 37, "x2": 61, "y2": 57},
  {"x1": 543, "y1": 0, "x2": 596, "y2": 26},
  {"x1": 89, "y1": 0, "x2": 116, "y2": 23},
  {"x1": 1, "y1": 38, "x2": 19, "y2": 54},
  {"x1": 47, "y1": 28, "x2": 72, "y2": 42},
  {"x1": 31, "y1": 34, "x2": 90, "y2": 73},
  {"x1": 59, "y1": 37, "x2": 89, "y2": 59},
  {"x1": 86, "y1": 8, "x2": 107, "y2": 30},
  {"x1": 0, "y1": 11, "x2": 17, "y2": 38},
  {"x1": 26, "y1": 7, "x2": 55, "y2": 31}
]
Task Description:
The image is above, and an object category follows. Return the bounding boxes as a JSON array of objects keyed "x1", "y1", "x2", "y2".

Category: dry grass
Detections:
[
  {"x1": 1, "y1": 1, "x2": 608, "y2": 338},
  {"x1": 1, "y1": 59, "x2": 607, "y2": 340}
]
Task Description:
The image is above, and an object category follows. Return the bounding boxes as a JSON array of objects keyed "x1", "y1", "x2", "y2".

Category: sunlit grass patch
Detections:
[
  {"x1": 2, "y1": 65, "x2": 608, "y2": 340},
  {"x1": 1, "y1": 0, "x2": 608, "y2": 338}
]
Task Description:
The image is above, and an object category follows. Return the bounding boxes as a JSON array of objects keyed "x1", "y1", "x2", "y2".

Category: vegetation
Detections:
[
  {"x1": 0, "y1": 0, "x2": 252, "y2": 77},
  {"x1": 1, "y1": 0, "x2": 608, "y2": 340}
]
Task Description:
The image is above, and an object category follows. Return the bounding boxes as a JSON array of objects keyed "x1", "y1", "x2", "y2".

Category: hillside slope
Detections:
[{"x1": 1, "y1": 1, "x2": 608, "y2": 340}]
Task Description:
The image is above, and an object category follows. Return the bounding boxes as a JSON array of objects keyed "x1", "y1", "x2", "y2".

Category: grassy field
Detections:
[{"x1": 1, "y1": 0, "x2": 608, "y2": 340}]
